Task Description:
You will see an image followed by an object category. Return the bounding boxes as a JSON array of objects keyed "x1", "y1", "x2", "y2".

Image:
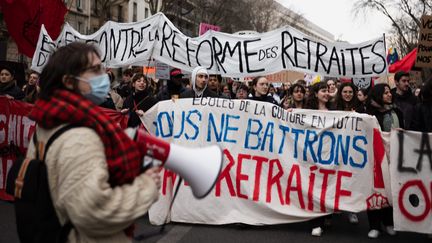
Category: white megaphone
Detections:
[{"x1": 126, "y1": 128, "x2": 223, "y2": 199}]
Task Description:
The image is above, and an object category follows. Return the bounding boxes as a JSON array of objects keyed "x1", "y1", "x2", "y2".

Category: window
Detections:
[
  {"x1": 77, "y1": 0, "x2": 82, "y2": 11},
  {"x1": 117, "y1": 5, "x2": 123, "y2": 22},
  {"x1": 133, "y1": 3, "x2": 137, "y2": 21},
  {"x1": 145, "y1": 7, "x2": 149, "y2": 18},
  {"x1": 77, "y1": 21, "x2": 83, "y2": 33},
  {"x1": 92, "y1": 0, "x2": 98, "y2": 14}
]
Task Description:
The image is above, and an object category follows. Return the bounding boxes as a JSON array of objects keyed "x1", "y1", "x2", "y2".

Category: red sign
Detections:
[{"x1": 199, "y1": 23, "x2": 221, "y2": 36}]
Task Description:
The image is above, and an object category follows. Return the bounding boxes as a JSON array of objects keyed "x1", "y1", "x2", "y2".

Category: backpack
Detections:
[{"x1": 6, "y1": 125, "x2": 76, "y2": 243}]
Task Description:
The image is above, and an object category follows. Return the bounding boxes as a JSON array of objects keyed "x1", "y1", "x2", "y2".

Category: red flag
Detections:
[
  {"x1": 0, "y1": 0, "x2": 67, "y2": 57},
  {"x1": 388, "y1": 48, "x2": 417, "y2": 73}
]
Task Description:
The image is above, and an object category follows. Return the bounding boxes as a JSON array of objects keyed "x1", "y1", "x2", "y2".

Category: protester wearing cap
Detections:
[
  {"x1": 180, "y1": 66, "x2": 218, "y2": 98},
  {"x1": 0, "y1": 66, "x2": 25, "y2": 100},
  {"x1": 156, "y1": 68, "x2": 187, "y2": 100},
  {"x1": 391, "y1": 71, "x2": 417, "y2": 128}
]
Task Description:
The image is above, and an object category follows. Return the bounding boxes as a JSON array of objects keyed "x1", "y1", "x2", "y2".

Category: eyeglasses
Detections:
[{"x1": 197, "y1": 74, "x2": 208, "y2": 79}]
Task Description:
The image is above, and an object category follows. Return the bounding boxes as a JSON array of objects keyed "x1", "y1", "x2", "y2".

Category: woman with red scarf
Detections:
[{"x1": 27, "y1": 42, "x2": 160, "y2": 242}]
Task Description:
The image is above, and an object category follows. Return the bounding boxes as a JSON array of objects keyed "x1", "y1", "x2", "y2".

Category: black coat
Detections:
[
  {"x1": 249, "y1": 94, "x2": 278, "y2": 105},
  {"x1": 411, "y1": 102, "x2": 432, "y2": 132},
  {"x1": 180, "y1": 88, "x2": 219, "y2": 98},
  {"x1": 391, "y1": 88, "x2": 417, "y2": 129},
  {"x1": 0, "y1": 84, "x2": 24, "y2": 100},
  {"x1": 123, "y1": 90, "x2": 158, "y2": 128},
  {"x1": 367, "y1": 103, "x2": 404, "y2": 131}
]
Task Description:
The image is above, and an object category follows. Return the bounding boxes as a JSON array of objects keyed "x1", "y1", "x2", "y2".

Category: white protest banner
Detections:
[
  {"x1": 390, "y1": 130, "x2": 432, "y2": 234},
  {"x1": 32, "y1": 13, "x2": 387, "y2": 78},
  {"x1": 141, "y1": 98, "x2": 391, "y2": 225}
]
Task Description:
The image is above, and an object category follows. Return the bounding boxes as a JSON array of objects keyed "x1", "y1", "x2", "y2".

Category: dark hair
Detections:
[
  {"x1": 237, "y1": 83, "x2": 249, "y2": 93},
  {"x1": 289, "y1": 83, "x2": 306, "y2": 95},
  {"x1": 252, "y1": 76, "x2": 266, "y2": 87},
  {"x1": 294, "y1": 79, "x2": 307, "y2": 87},
  {"x1": 132, "y1": 73, "x2": 150, "y2": 90},
  {"x1": 394, "y1": 71, "x2": 409, "y2": 82},
  {"x1": 368, "y1": 83, "x2": 391, "y2": 107},
  {"x1": 306, "y1": 81, "x2": 329, "y2": 110},
  {"x1": 335, "y1": 82, "x2": 358, "y2": 111},
  {"x1": 122, "y1": 69, "x2": 133, "y2": 77},
  {"x1": 209, "y1": 74, "x2": 222, "y2": 83},
  {"x1": 29, "y1": 70, "x2": 39, "y2": 77},
  {"x1": 39, "y1": 42, "x2": 100, "y2": 100}
]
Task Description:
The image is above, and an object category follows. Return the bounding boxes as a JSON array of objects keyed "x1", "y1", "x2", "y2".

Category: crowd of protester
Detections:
[{"x1": 1, "y1": 59, "x2": 431, "y2": 239}]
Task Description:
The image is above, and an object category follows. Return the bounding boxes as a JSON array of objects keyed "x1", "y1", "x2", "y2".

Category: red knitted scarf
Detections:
[{"x1": 29, "y1": 89, "x2": 142, "y2": 186}]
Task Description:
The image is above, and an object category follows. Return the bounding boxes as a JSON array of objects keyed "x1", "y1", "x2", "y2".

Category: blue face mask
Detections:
[{"x1": 76, "y1": 73, "x2": 110, "y2": 105}]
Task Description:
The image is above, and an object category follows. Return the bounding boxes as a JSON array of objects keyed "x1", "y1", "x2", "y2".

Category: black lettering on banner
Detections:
[
  {"x1": 371, "y1": 40, "x2": 386, "y2": 74},
  {"x1": 281, "y1": 31, "x2": 295, "y2": 68},
  {"x1": 293, "y1": 37, "x2": 306, "y2": 69},
  {"x1": 196, "y1": 40, "x2": 214, "y2": 69},
  {"x1": 340, "y1": 49, "x2": 346, "y2": 76},
  {"x1": 413, "y1": 132, "x2": 432, "y2": 172},
  {"x1": 346, "y1": 47, "x2": 358, "y2": 75},
  {"x1": 171, "y1": 31, "x2": 186, "y2": 65},
  {"x1": 244, "y1": 38, "x2": 264, "y2": 73},
  {"x1": 212, "y1": 37, "x2": 226, "y2": 73},
  {"x1": 328, "y1": 47, "x2": 341, "y2": 75},
  {"x1": 36, "y1": 52, "x2": 48, "y2": 66},
  {"x1": 222, "y1": 41, "x2": 243, "y2": 73},
  {"x1": 110, "y1": 29, "x2": 122, "y2": 60},
  {"x1": 140, "y1": 24, "x2": 151, "y2": 41},
  {"x1": 65, "y1": 31, "x2": 76, "y2": 45},
  {"x1": 359, "y1": 44, "x2": 373, "y2": 75},
  {"x1": 305, "y1": 38, "x2": 312, "y2": 70},
  {"x1": 121, "y1": 28, "x2": 133, "y2": 61},
  {"x1": 314, "y1": 42, "x2": 328, "y2": 73},
  {"x1": 186, "y1": 38, "x2": 195, "y2": 67},
  {"x1": 99, "y1": 31, "x2": 108, "y2": 62},
  {"x1": 160, "y1": 21, "x2": 173, "y2": 58},
  {"x1": 40, "y1": 34, "x2": 56, "y2": 52},
  {"x1": 397, "y1": 131, "x2": 417, "y2": 173},
  {"x1": 127, "y1": 29, "x2": 141, "y2": 58},
  {"x1": 85, "y1": 39, "x2": 99, "y2": 45}
]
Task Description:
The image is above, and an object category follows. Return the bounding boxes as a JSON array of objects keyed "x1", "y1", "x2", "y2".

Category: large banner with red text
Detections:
[{"x1": 142, "y1": 98, "x2": 392, "y2": 225}]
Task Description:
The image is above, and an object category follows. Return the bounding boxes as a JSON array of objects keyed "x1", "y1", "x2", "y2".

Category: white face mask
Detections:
[{"x1": 76, "y1": 73, "x2": 110, "y2": 105}]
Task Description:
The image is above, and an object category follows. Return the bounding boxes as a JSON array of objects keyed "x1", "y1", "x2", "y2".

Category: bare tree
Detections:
[{"x1": 353, "y1": 0, "x2": 432, "y2": 55}]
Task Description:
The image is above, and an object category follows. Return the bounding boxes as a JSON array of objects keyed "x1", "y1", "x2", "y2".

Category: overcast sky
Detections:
[{"x1": 276, "y1": 0, "x2": 392, "y2": 43}]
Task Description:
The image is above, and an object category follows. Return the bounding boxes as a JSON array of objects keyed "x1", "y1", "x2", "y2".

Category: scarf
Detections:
[
  {"x1": 29, "y1": 89, "x2": 142, "y2": 186},
  {"x1": 0, "y1": 80, "x2": 17, "y2": 92}
]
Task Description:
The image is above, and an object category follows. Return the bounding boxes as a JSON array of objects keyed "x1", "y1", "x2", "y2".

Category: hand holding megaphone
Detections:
[{"x1": 126, "y1": 128, "x2": 223, "y2": 199}]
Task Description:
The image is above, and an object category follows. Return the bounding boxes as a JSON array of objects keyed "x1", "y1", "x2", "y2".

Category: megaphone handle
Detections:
[{"x1": 160, "y1": 177, "x2": 183, "y2": 233}]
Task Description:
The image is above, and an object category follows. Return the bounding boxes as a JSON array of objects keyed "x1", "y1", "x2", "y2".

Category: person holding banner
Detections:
[
  {"x1": 366, "y1": 83, "x2": 402, "y2": 238},
  {"x1": 335, "y1": 82, "x2": 359, "y2": 111},
  {"x1": 121, "y1": 73, "x2": 158, "y2": 128},
  {"x1": 235, "y1": 83, "x2": 249, "y2": 99},
  {"x1": 249, "y1": 76, "x2": 277, "y2": 104},
  {"x1": 27, "y1": 42, "x2": 161, "y2": 242},
  {"x1": 180, "y1": 66, "x2": 218, "y2": 98},
  {"x1": 286, "y1": 83, "x2": 306, "y2": 109},
  {"x1": 0, "y1": 66, "x2": 25, "y2": 100},
  {"x1": 305, "y1": 81, "x2": 332, "y2": 236}
]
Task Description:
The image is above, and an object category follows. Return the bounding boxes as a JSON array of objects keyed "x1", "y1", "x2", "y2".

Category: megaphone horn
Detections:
[{"x1": 126, "y1": 128, "x2": 223, "y2": 199}]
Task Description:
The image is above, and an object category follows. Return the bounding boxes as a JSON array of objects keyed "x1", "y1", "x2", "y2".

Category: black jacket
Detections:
[
  {"x1": 249, "y1": 95, "x2": 278, "y2": 105},
  {"x1": 0, "y1": 84, "x2": 24, "y2": 100},
  {"x1": 411, "y1": 102, "x2": 432, "y2": 132},
  {"x1": 123, "y1": 90, "x2": 158, "y2": 128},
  {"x1": 391, "y1": 88, "x2": 416, "y2": 128},
  {"x1": 367, "y1": 102, "x2": 404, "y2": 131},
  {"x1": 180, "y1": 88, "x2": 219, "y2": 98}
]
